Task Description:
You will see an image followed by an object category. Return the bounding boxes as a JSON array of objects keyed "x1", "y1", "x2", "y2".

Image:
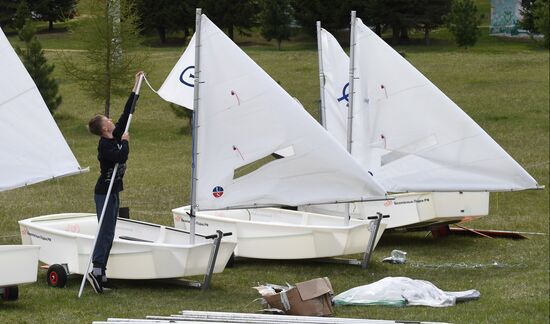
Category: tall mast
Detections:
[
  {"x1": 344, "y1": 11, "x2": 357, "y2": 225},
  {"x1": 316, "y1": 21, "x2": 327, "y2": 128},
  {"x1": 189, "y1": 8, "x2": 202, "y2": 244}
]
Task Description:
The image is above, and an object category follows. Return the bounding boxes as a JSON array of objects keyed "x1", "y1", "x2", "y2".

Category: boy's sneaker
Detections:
[
  {"x1": 101, "y1": 279, "x2": 117, "y2": 290},
  {"x1": 87, "y1": 272, "x2": 103, "y2": 294}
]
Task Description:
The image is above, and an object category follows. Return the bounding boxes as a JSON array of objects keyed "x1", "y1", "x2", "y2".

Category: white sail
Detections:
[
  {"x1": 319, "y1": 28, "x2": 349, "y2": 146},
  {"x1": 157, "y1": 34, "x2": 195, "y2": 110},
  {"x1": 160, "y1": 15, "x2": 386, "y2": 211},
  {"x1": 321, "y1": 20, "x2": 539, "y2": 192},
  {"x1": 0, "y1": 27, "x2": 85, "y2": 192}
]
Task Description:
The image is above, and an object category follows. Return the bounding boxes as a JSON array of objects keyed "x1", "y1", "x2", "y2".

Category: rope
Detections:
[{"x1": 143, "y1": 74, "x2": 159, "y2": 94}]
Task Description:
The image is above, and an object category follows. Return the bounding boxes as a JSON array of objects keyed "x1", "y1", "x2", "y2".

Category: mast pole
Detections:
[
  {"x1": 344, "y1": 10, "x2": 357, "y2": 226},
  {"x1": 316, "y1": 21, "x2": 327, "y2": 128},
  {"x1": 189, "y1": 8, "x2": 202, "y2": 245}
]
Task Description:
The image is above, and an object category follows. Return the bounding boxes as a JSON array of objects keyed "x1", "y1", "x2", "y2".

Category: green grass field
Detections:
[{"x1": 1, "y1": 6, "x2": 549, "y2": 323}]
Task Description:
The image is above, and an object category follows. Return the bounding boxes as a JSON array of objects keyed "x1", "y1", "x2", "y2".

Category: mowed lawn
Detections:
[{"x1": 1, "y1": 17, "x2": 548, "y2": 324}]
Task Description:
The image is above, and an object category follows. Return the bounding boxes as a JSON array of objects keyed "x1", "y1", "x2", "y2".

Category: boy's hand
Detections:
[{"x1": 121, "y1": 132, "x2": 130, "y2": 141}]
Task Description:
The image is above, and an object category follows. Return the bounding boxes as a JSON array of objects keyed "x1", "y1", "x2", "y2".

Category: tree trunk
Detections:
[
  {"x1": 424, "y1": 27, "x2": 430, "y2": 46},
  {"x1": 400, "y1": 27, "x2": 409, "y2": 42},
  {"x1": 157, "y1": 26, "x2": 166, "y2": 44},
  {"x1": 183, "y1": 27, "x2": 190, "y2": 44},
  {"x1": 48, "y1": 20, "x2": 53, "y2": 31},
  {"x1": 277, "y1": 38, "x2": 282, "y2": 50},
  {"x1": 375, "y1": 24, "x2": 382, "y2": 36},
  {"x1": 391, "y1": 25, "x2": 400, "y2": 45},
  {"x1": 104, "y1": 96, "x2": 110, "y2": 117},
  {"x1": 228, "y1": 24, "x2": 234, "y2": 40}
]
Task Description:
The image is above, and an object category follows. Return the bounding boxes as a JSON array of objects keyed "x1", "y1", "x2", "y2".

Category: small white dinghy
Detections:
[
  {"x1": 19, "y1": 213, "x2": 236, "y2": 286},
  {"x1": 158, "y1": 11, "x2": 388, "y2": 263},
  {"x1": 0, "y1": 26, "x2": 86, "y2": 300},
  {"x1": 0, "y1": 245, "x2": 40, "y2": 301},
  {"x1": 304, "y1": 17, "x2": 540, "y2": 230},
  {"x1": 173, "y1": 206, "x2": 384, "y2": 260}
]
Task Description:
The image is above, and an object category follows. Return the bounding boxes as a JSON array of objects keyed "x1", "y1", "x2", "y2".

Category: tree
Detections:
[
  {"x1": 290, "y1": 0, "x2": 348, "y2": 36},
  {"x1": 199, "y1": 0, "x2": 259, "y2": 40},
  {"x1": 15, "y1": 0, "x2": 31, "y2": 31},
  {"x1": 445, "y1": 0, "x2": 482, "y2": 47},
  {"x1": 15, "y1": 22, "x2": 62, "y2": 114},
  {"x1": 533, "y1": 0, "x2": 549, "y2": 47},
  {"x1": 260, "y1": 0, "x2": 291, "y2": 50},
  {"x1": 63, "y1": 0, "x2": 148, "y2": 116},
  {"x1": 28, "y1": 0, "x2": 77, "y2": 31},
  {"x1": 136, "y1": 0, "x2": 196, "y2": 44},
  {"x1": 414, "y1": 0, "x2": 452, "y2": 45},
  {"x1": 519, "y1": 0, "x2": 537, "y2": 32},
  {"x1": 0, "y1": 0, "x2": 18, "y2": 29}
]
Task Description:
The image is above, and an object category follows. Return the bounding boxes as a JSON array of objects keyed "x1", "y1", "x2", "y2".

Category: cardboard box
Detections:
[{"x1": 263, "y1": 277, "x2": 334, "y2": 316}]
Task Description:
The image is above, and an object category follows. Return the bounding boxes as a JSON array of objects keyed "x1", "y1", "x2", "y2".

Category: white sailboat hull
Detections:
[
  {"x1": 301, "y1": 192, "x2": 489, "y2": 230},
  {"x1": 172, "y1": 206, "x2": 386, "y2": 260},
  {"x1": 18, "y1": 213, "x2": 236, "y2": 279},
  {"x1": 0, "y1": 245, "x2": 40, "y2": 287}
]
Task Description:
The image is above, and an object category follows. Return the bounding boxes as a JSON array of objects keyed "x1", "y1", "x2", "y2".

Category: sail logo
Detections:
[
  {"x1": 212, "y1": 186, "x2": 224, "y2": 198},
  {"x1": 179, "y1": 66, "x2": 195, "y2": 87},
  {"x1": 337, "y1": 82, "x2": 350, "y2": 102}
]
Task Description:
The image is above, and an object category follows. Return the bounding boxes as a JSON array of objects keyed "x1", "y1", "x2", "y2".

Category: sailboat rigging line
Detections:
[
  {"x1": 230, "y1": 90, "x2": 241, "y2": 105},
  {"x1": 142, "y1": 74, "x2": 158, "y2": 94},
  {"x1": 381, "y1": 84, "x2": 388, "y2": 98},
  {"x1": 232, "y1": 145, "x2": 245, "y2": 160},
  {"x1": 381, "y1": 134, "x2": 387, "y2": 149}
]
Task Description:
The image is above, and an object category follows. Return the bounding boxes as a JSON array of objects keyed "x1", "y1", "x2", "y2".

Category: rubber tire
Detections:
[
  {"x1": 47, "y1": 264, "x2": 68, "y2": 288},
  {"x1": 2, "y1": 286, "x2": 18, "y2": 301}
]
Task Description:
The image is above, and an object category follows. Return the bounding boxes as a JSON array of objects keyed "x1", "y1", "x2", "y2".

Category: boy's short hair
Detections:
[{"x1": 88, "y1": 115, "x2": 105, "y2": 136}]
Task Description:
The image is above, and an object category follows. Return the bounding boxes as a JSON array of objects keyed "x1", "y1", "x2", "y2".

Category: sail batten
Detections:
[{"x1": 0, "y1": 27, "x2": 85, "y2": 192}]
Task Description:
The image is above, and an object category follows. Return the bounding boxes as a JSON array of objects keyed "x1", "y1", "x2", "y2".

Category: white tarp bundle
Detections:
[
  {"x1": 320, "y1": 20, "x2": 539, "y2": 193},
  {"x1": 0, "y1": 27, "x2": 84, "y2": 192},
  {"x1": 159, "y1": 15, "x2": 387, "y2": 211},
  {"x1": 333, "y1": 276, "x2": 480, "y2": 307}
]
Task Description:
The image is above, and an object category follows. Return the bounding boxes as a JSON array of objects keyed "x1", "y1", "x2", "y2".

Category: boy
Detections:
[{"x1": 86, "y1": 71, "x2": 143, "y2": 293}]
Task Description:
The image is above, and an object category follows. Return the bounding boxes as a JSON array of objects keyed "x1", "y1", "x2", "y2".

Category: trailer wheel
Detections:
[
  {"x1": 2, "y1": 286, "x2": 18, "y2": 301},
  {"x1": 47, "y1": 264, "x2": 67, "y2": 288}
]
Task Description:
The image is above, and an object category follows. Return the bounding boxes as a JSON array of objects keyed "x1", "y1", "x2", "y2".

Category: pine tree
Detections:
[
  {"x1": 15, "y1": 23, "x2": 62, "y2": 114},
  {"x1": 62, "y1": 0, "x2": 148, "y2": 116},
  {"x1": 260, "y1": 0, "x2": 291, "y2": 50},
  {"x1": 533, "y1": 0, "x2": 549, "y2": 48},
  {"x1": 445, "y1": 0, "x2": 482, "y2": 47},
  {"x1": 15, "y1": 0, "x2": 31, "y2": 31}
]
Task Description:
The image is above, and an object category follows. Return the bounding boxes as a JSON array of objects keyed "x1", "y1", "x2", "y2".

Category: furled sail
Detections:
[
  {"x1": 0, "y1": 27, "x2": 85, "y2": 192},
  {"x1": 320, "y1": 21, "x2": 539, "y2": 192},
  {"x1": 159, "y1": 15, "x2": 386, "y2": 211}
]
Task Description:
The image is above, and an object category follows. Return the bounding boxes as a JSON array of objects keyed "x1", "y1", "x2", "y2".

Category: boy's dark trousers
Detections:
[{"x1": 93, "y1": 191, "x2": 120, "y2": 270}]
